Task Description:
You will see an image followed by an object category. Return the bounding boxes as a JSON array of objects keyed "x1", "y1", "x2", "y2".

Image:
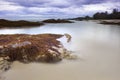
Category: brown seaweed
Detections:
[{"x1": 0, "y1": 34, "x2": 65, "y2": 63}]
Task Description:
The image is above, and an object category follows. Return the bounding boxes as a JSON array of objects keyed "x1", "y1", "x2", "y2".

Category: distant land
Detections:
[
  {"x1": 66, "y1": 9, "x2": 120, "y2": 25},
  {"x1": 67, "y1": 9, "x2": 120, "y2": 21},
  {"x1": 42, "y1": 19, "x2": 74, "y2": 23},
  {"x1": 0, "y1": 19, "x2": 74, "y2": 28},
  {"x1": 0, "y1": 19, "x2": 44, "y2": 28}
]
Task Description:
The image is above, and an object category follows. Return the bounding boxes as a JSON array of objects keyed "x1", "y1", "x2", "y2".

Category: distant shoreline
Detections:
[
  {"x1": 0, "y1": 19, "x2": 74, "y2": 28},
  {"x1": 42, "y1": 19, "x2": 74, "y2": 23},
  {"x1": 0, "y1": 19, "x2": 44, "y2": 28},
  {"x1": 0, "y1": 19, "x2": 120, "y2": 29}
]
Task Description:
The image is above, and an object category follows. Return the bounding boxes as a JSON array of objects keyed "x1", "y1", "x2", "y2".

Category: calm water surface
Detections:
[{"x1": 0, "y1": 21, "x2": 120, "y2": 80}]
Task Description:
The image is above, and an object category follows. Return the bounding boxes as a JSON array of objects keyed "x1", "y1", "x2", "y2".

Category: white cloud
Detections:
[
  {"x1": 0, "y1": 0, "x2": 24, "y2": 11},
  {"x1": 45, "y1": 0, "x2": 71, "y2": 7},
  {"x1": 83, "y1": 2, "x2": 120, "y2": 13},
  {"x1": 28, "y1": 7, "x2": 53, "y2": 13}
]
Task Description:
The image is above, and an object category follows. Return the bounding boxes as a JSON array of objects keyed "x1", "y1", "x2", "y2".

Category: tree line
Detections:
[{"x1": 93, "y1": 9, "x2": 120, "y2": 19}]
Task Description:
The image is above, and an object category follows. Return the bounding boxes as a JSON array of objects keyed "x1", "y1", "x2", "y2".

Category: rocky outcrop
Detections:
[
  {"x1": 0, "y1": 33, "x2": 79, "y2": 76},
  {"x1": 0, "y1": 34, "x2": 67, "y2": 63}
]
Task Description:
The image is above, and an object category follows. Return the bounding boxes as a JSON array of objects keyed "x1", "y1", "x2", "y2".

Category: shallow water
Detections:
[{"x1": 0, "y1": 21, "x2": 120, "y2": 80}]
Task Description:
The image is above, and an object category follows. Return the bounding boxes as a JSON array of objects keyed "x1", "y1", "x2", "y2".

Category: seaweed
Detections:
[{"x1": 0, "y1": 34, "x2": 64, "y2": 63}]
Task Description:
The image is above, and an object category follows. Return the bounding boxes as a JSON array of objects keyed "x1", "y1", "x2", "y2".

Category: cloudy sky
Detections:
[{"x1": 0, "y1": 0, "x2": 120, "y2": 20}]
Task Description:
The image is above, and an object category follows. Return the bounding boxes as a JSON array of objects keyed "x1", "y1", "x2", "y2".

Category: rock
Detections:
[
  {"x1": 65, "y1": 54, "x2": 78, "y2": 60},
  {"x1": 0, "y1": 34, "x2": 70, "y2": 63},
  {"x1": 64, "y1": 33, "x2": 72, "y2": 43},
  {"x1": 0, "y1": 59, "x2": 12, "y2": 72}
]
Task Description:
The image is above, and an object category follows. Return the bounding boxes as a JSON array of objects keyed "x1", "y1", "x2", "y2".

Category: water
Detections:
[{"x1": 0, "y1": 21, "x2": 120, "y2": 80}]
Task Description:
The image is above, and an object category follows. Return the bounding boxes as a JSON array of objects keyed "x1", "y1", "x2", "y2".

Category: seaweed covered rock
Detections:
[{"x1": 0, "y1": 34, "x2": 69, "y2": 63}]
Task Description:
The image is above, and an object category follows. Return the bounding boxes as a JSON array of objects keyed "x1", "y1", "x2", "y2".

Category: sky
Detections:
[{"x1": 0, "y1": 0, "x2": 120, "y2": 20}]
